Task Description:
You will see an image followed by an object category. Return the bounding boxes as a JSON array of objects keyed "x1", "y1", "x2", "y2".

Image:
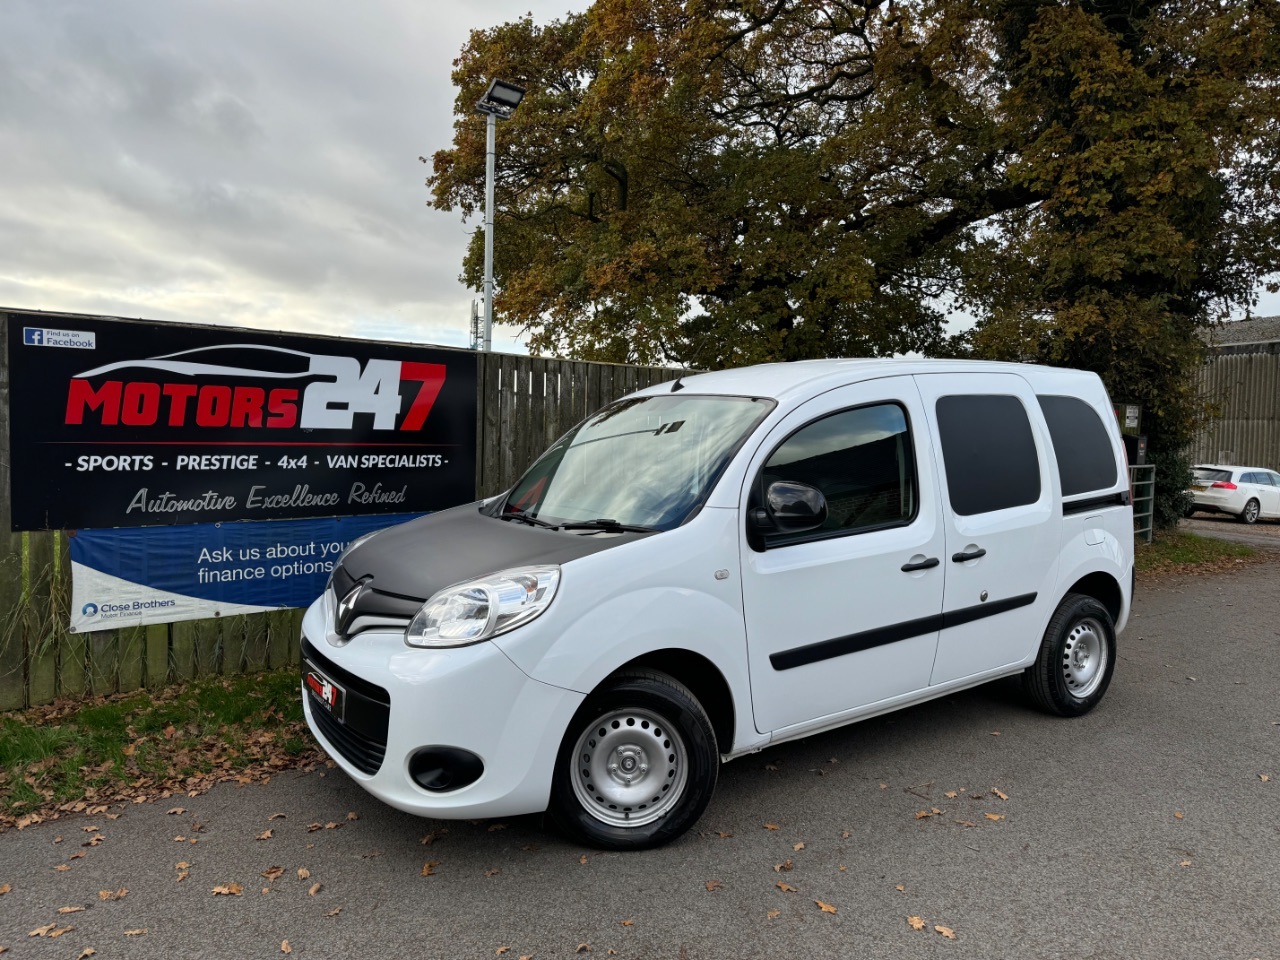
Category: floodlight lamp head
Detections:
[{"x1": 475, "y1": 78, "x2": 526, "y2": 119}]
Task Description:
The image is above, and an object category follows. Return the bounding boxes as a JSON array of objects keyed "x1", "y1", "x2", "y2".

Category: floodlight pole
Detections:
[{"x1": 482, "y1": 110, "x2": 496, "y2": 353}]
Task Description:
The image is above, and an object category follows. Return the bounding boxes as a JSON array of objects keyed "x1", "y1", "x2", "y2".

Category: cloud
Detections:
[{"x1": 0, "y1": 0, "x2": 588, "y2": 350}]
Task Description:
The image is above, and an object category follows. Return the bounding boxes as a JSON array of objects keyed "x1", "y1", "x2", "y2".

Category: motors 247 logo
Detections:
[{"x1": 62, "y1": 344, "x2": 446, "y2": 432}]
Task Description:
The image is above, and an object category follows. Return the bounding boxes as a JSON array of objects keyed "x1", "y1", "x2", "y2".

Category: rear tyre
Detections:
[
  {"x1": 1241, "y1": 498, "x2": 1260, "y2": 524},
  {"x1": 1023, "y1": 593, "x2": 1116, "y2": 718},
  {"x1": 549, "y1": 670, "x2": 718, "y2": 851}
]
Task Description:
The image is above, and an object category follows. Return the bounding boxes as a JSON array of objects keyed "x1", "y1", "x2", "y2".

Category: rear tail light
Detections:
[{"x1": 1210, "y1": 481, "x2": 1237, "y2": 490}]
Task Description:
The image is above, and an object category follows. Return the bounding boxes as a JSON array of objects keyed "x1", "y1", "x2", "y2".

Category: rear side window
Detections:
[
  {"x1": 935, "y1": 395, "x2": 1040, "y2": 515},
  {"x1": 1037, "y1": 395, "x2": 1119, "y2": 496}
]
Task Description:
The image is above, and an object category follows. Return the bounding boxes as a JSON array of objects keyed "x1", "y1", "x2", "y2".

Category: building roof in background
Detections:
[{"x1": 1207, "y1": 316, "x2": 1280, "y2": 347}]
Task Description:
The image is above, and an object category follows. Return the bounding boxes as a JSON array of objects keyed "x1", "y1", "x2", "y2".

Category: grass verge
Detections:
[
  {"x1": 1136, "y1": 530, "x2": 1259, "y2": 577},
  {"x1": 0, "y1": 668, "x2": 323, "y2": 830}
]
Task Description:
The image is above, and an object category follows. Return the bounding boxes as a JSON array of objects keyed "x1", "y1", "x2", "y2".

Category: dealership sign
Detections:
[
  {"x1": 68, "y1": 514, "x2": 421, "y2": 633},
  {"x1": 6, "y1": 312, "x2": 477, "y2": 531}
]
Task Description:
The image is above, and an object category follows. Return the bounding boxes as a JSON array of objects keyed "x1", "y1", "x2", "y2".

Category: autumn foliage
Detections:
[{"x1": 429, "y1": 0, "x2": 1280, "y2": 522}]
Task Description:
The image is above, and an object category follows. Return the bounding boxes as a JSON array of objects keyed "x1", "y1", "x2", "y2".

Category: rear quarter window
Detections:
[
  {"x1": 1037, "y1": 395, "x2": 1119, "y2": 496},
  {"x1": 935, "y1": 394, "x2": 1041, "y2": 515}
]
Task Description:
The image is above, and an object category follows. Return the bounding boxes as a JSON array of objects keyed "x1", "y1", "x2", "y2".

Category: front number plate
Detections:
[{"x1": 304, "y1": 662, "x2": 346, "y2": 722}]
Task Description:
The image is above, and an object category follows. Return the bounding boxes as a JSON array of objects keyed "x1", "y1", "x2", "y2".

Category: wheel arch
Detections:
[
  {"x1": 1065, "y1": 570, "x2": 1124, "y2": 626},
  {"x1": 608, "y1": 649, "x2": 736, "y2": 755}
]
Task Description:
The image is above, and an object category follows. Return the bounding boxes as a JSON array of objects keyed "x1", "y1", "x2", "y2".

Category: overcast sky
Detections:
[{"x1": 0, "y1": 1, "x2": 1274, "y2": 355}]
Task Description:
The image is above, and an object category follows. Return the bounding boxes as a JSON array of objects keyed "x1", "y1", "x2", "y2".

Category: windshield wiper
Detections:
[
  {"x1": 559, "y1": 518, "x2": 654, "y2": 533},
  {"x1": 500, "y1": 510, "x2": 559, "y2": 529}
]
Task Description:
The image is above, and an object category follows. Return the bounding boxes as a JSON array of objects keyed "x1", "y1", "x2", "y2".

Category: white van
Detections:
[{"x1": 300, "y1": 359, "x2": 1134, "y2": 849}]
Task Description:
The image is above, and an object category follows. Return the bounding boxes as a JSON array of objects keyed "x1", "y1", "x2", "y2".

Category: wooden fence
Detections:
[{"x1": 0, "y1": 318, "x2": 680, "y2": 709}]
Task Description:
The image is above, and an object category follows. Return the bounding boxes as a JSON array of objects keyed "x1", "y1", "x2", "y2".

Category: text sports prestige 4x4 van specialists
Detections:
[{"x1": 300, "y1": 360, "x2": 1134, "y2": 849}]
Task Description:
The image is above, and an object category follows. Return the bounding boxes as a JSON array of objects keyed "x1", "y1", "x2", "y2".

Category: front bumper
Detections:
[{"x1": 299, "y1": 599, "x2": 585, "y2": 819}]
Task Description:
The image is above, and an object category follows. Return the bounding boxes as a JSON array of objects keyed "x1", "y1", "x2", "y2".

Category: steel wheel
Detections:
[
  {"x1": 549, "y1": 670, "x2": 718, "y2": 850},
  {"x1": 569, "y1": 707, "x2": 689, "y2": 828},
  {"x1": 1024, "y1": 593, "x2": 1117, "y2": 717},
  {"x1": 1061, "y1": 617, "x2": 1108, "y2": 699}
]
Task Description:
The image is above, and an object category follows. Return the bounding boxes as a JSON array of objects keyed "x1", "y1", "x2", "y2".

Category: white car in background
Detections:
[{"x1": 1189, "y1": 465, "x2": 1280, "y2": 524}]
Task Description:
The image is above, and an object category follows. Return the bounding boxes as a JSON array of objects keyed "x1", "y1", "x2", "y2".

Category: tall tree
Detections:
[{"x1": 429, "y1": 0, "x2": 1280, "y2": 523}]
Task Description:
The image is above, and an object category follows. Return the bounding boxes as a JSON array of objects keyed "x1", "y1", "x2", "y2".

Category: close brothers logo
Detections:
[
  {"x1": 62, "y1": 345, "x2": 446, "y2": 432},
  {"x1": 81, "y1": 602, "x2": 99, "y2": 618}
]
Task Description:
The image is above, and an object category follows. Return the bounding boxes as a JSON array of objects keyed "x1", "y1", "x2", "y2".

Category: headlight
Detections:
[{"x1": 405, "y1": 566, "x2": 561, "y2": 648}]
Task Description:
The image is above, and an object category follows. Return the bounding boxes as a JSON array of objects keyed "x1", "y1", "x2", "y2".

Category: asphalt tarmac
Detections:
[{"x1": 2, "y1": 566, "x2": 1278, "y2": 960}]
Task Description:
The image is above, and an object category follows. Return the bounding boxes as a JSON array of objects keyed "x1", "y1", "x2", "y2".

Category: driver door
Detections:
[{"x1": 739, "y1": 377, "x2": 945, "y2": 734}]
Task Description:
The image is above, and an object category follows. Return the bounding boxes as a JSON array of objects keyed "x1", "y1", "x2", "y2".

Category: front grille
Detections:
[
  {"x1": 330, "y1": 564, "x2": 421, "y2": 640},
  {"x1": 302, "y1": 639, "x2": 390, "y2": 776}
]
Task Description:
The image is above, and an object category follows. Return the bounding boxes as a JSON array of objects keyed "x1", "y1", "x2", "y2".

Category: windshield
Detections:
[{"x1": 502, "y1": 395, "x2": 775, "y2": 531}]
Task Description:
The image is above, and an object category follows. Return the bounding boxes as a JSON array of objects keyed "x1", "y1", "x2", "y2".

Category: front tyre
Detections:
[
  {"x1": 1023, "y1": 594, "x2": 1117, "y2": 718},
  {"x1": 549, "y1": 670, "x2": 718, "y2": 850}
]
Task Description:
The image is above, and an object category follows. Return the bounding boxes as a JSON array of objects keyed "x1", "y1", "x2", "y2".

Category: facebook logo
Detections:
[
  {"x1": 23, "y1": 327, "x2": 44, "y2": 345},
  {"x1": 20, "y1": 326, "x2": 94, "y2": 349}
]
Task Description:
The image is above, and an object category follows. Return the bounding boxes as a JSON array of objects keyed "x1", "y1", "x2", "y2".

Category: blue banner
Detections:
[{"x1": 69, "y1": 513, "x2": 423, "y2": 632}]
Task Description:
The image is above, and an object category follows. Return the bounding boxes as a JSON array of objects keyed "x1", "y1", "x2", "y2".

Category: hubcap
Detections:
[
  {"x1": 1061, "y1": 617, "x2": 1108, "y2": 699},
  {"x1": 570, "y1": 707, "x2": 688, "y2": 828}
]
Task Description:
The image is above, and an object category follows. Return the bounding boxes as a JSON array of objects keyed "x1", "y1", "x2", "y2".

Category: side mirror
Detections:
[{"x1": 755, "y1": 480, "x2": 828, "y2": 533}]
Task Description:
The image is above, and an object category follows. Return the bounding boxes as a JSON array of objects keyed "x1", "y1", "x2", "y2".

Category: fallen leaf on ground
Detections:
[
  {"x1": 29, "y1": 924, "x2": 57, "y2": 937},
  {"x1": 840, "y1": 830, "x2": 851, "y2": 839},
  {"x1": 281, "y1": 940, "x2": 292, "y2": 954},
  {"x1": 176, "y1": 861, "x2": 191, "y2": 870},
  {"x1": 767, "y1": 910, "x2": 780, "y2": 919},
  {"x1": 793, "y1": 841, "x2": 805, "y2": 851},
  {"x1": 838, "y1": 865, "x2": 847, "y2": 872},
  {"x1": 297, "y1": 868, "x2": 310, "y2": 880},
  {"x1": 774, "y1": 860, "x2": 793, "y2": 873},
  {"x1": 211, "y1": 883, "x2": 243, "y2": 896},
  {"x1": 620, "y1": 920, "x2": 634, "y2": 927},
  {"x1": 173, "y1": 836, "x2": 186, "y2": 842},
  {"x1": 421, "y1": 861, "x2": 440, "y2": 876},
  {"x1": 990, "y1": 731, "x2": 1000, "y2": 736},
  {"x1": 269, "y1": 813, "x2": 287, "y2": 821},
  {"x1": 125, "y1": 929, "x2": 147, "y2": 936},
  {"x1": 0, "y1": 884, "x2": 9, "y2": 896},
  {"x1": 484, "y1": 868, "x2": 500, "y2": 878},
  {"x1": 76, "y1": 950, "x2": 95, "y2": 960},
  {"x1": 776, "y1": 882, "x2": 797, "y2": 893},
  {"x1": 895, "y1": 884, "x2": 905, "y2": 892},
  {"x1": 54, "y1": 864, "x2": 71, "y2": 872},
  {"x1": 705, "y1": 880, "x2": 722, "y2": 892},
  {"x1": 916, "y1": 810, "x2": 935, "y2": 820},
  {"x1": 579, "y1": 855, "x2": 588, "y2": 865},
  {"x1": 717, "y1": 831, "x2": 733, "y2": 839},
  {"x1": 1179, "y1": 860, "x2": 1192, "y2": 868},
  {"x1": 763, "y1": 823, "x2": 780, "y2": 830},
  {"x1": 1174, "y1": 811, "x2": 1185, "y2": 820},
  {"x1": 47, "y1": 926, "x2": 74, "y2": 938},
  {"x1": 816, "y1": 900, "x2": 837, "y2": 914},
  {"x1": 257, "y1": 830, "x2": 273, "y2": 841},
  {"x1": 166, "y1": 808, "x2": 185, "y2": 815},
  {"x1": 1260, "y1": 774, "x2": 1270, "y2": 782},
  {"x1": 935, "y1": 925, "x2": 957, "y2": 940},
  {"x1": 945, "y1": 790, "x2": 959, "y2": 799},
  {"x1": 879, "y1": 783, "x2": 888, "y2": 790},
  {"x1": 326, "y1": 908, "x2": 342, "y2": 917},
  {"x1": 323, "y1": 822, "x2": 341, "y2": 830},
  {"x1": 496, "y1": 949, "x2": 510, "y2": 956},
  {"x1": 57, "y1": 907, "x2": 85, "y2": 914},
  {"x1": 98, "y1": 888, "x2": 128, "y2": 901},
  {"x1": 308, "y1": 882, "x2": 322, "y2": 896},
  {"x1": 176, "y1": 871, "x2": 189, "y2": 883},
  {"x1": 907, "y1": 916, "x2": 926, "y2": 930},
  {"x1": 576, "y1": 944, "x2": 591, "y2": 953},
  {"x1": 306, "y1": 823, "x2": 322, "y2": 833},
  {"x1": 992, "y1": 788, "x2": 1009, "y2": 800},
  {"x1": 984, "y1": 813, "x2": 1005, "y2": 822}
]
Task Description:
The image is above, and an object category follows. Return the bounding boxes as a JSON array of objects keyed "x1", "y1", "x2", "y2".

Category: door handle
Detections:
[
  {"x1": 901, "y1": 557, "x2": 940, "y2": 572},
  {"x1": 951, "y1": 547, "x2": 987, "y2": 562}
]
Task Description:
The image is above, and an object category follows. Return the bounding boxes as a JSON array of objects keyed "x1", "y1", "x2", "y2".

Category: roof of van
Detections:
[{"x1": 635, "y1": 358, "x2": 1103, "y2": 403}]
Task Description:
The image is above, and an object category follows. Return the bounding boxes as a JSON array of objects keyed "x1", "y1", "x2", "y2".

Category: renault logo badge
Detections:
[{"x1": 335, "y1": 579, "x2": 370, "y2": 637}]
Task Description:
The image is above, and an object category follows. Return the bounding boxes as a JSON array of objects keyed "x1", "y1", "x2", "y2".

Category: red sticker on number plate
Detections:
[{"x1": 305, "y1": 667, "x2": 345, "y2": 720}]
